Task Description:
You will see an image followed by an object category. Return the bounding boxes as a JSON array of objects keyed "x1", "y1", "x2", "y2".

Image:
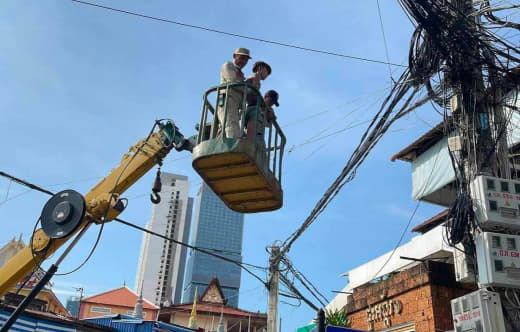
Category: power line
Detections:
[
  {"x1": 281, "y1": 256, "x2": 329, "y2": 307},
  {"x1": 279, "y1": 273, "x2": 319, "y2": 311},
  {"x1": 70, "y1": 0, "x2": 406, "y2": 67},
  {"x1": 0, "y1": 171, "x2": 54, "y2": 196},
  {"x1": 278, "y1": 71, "x2": 430, "y2": 261},
  {"x1": 375, "y1": 0, "x2": 395, "y2": 83},
  {"x1": 0, "y1": 170, "x2": 268, "y2": 285},
  {"x1": 113, "y1": 217, "x2": 268, "y2": 285}
]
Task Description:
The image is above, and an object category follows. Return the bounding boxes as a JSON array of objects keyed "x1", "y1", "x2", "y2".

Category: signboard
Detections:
[
  {"x1": 366, "y1": 299, "x2": 403, "y2": 330},
  {"x1": 326, "y1": 325, "x2": 366, "y2": 332},
  {"x1": 309, "y1": 325, "x2": 366, "y2": 332}
]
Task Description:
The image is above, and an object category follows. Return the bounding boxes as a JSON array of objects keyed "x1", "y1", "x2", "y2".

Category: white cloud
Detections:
[{"x1": 52, "y1": 289, "x2": 80, "y2": 296}]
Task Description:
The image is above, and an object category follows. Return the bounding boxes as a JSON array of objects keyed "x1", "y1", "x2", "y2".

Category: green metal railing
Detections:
[{"x1": 197, "y1": 82, "x2": 286, "y2": 183}]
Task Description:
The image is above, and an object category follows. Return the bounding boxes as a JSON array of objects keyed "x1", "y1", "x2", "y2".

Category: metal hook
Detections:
[
  {"x1": 150, "y1": 192, "x2": 161, "y2": 204},
  {"x1": 150, "y1": 168, "x2": 162, "y2": 205}
]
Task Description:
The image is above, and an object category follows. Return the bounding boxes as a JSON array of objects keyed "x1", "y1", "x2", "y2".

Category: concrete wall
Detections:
[
  {"x1": 345, "y1": 262, "x2": 474, "y2": 332},
  {"x1": 135, "y1": 173, "x2": 191, "y2": 306},
  {"x1": 79, "y1": 302, "x2": 158, "y2": 320}
]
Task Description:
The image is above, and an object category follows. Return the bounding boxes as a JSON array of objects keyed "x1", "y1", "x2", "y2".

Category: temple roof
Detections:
[
  {"x1": 162, "y1": 277, "x2": 266, "y2": 319},
  {"x1": 161, "y1": 302, "x2": 266, "y2": 319},
  {"x1": 198, "y1": 277, "x2": 227, "y2": 305}
]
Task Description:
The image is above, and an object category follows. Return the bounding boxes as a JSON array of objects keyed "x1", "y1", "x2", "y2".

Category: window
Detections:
[
  {"x1": 515, "y1": 183, "x2": 520, "y2": 194},
  {"x1": 471, "y1": 294, "x2": 479, "y2": 309},
  {"x1": 490, "y1": 200, "x2": 498, "y2": 211},
  {"x1": 492, "y1": 236, "x2": 502, "y2": 248},
  {"x1": 475, "y1": 320, "x2": 483, "y2": 332},
  {"x1": 462, "y1": 298, "x2": 469, "y2": 312},
  {"x1": 501, "y1": 181, "x2": 509, "y2": 192},
  {"x1": 452, "y1": 301, "x2": 461, "y2": 315},
  {"x1": 91, "y1": 307, "x2": 111, "y2": 313},
  {"x1": 487, "y1": 179, "x2": 496, "y2": 190},
  {"x1": 495, "y1": 259, "x2": 504, "y2": 272},
  {"x1": 508, "y1": 238, "x2": 517, "y2": 250}
]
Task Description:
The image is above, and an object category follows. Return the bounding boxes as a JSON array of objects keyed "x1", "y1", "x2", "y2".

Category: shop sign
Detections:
[{"x1": 366, "y1": 299, "x2": 403, "y2": 330}]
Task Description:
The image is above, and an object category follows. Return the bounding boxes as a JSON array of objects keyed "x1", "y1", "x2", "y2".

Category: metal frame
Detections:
[{"x1": 198, "y1": 82, "x2": 287, "y2": 183}]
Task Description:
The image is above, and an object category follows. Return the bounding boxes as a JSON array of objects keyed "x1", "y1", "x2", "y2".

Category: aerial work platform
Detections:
[{"x1": 192, "y1": 83, "x2": 286, "y2": 213}]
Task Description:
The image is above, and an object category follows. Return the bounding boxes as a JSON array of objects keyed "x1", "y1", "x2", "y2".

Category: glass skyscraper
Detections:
[{"x1": 182, "y1": 183, "x2": 244, "y2": 307}]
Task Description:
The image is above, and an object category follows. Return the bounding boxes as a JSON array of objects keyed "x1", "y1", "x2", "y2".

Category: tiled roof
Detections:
[
  {"x1": 162, "y1": 302, "x2": 266, "y2": 319},
  {"x1": 82, "y1": 286, "x2": 158, "y2": 310},
  {"x1": 411, "y1": 209, "x2": 448, "y2": 233}
]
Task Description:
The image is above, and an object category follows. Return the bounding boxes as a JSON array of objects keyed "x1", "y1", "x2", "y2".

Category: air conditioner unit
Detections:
[
  {"x1": 476, "y1": 232, "x2": 520, "y2": 288},
  {"x1": 470, "y1": 175, "x2": 520, "y2": 230},
  {"x1": 451, "y1": 289, "x2": 506, "y2": 332},
  {"x1": 453, "y1": 243, "x2": 476, "y2": 283}
]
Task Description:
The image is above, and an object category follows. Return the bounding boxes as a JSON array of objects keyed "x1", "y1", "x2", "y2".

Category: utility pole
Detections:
[
  {"x1": 317, "y1": 309, "x2": 325, "y2": 332},
  {"x1": 449, "y1": 0, "x2": 515, "y2": 330},
  {"x1": 267, "y1": 245, "x2": 280, "y2": 332},
  {"x1": 74, "y1": 287, "x2": 84, "y2": 318},
  {"x1": 450, "y1": 0, "x2": 510, "y2": 180}
]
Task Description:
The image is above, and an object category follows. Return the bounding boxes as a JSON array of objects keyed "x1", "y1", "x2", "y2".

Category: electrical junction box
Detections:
[
  {"x1": 451, "y1": 289, "x2": 506, "y2": 332},
  {"x1": 453, "y1": 243, "x2": 476, "y2": 283},
  {"x1": 476, "y1": 232, "x2": 520, "y2": 288},
  {"x1": 448, "y1": 135, "x2": 462, "y2": 151},
  {"x1": 470, "y1": 175, "x2": 520, "y2": 230}
]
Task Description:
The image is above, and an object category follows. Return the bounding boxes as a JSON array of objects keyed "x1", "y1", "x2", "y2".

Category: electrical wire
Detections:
[
  {"x1": 280, "y1": 256, "x2": 329, "y2": 307},
  {"x1": 0, "y1": 169, "x2": 268, "y2": 286},
  {"x1": 375, "y1": 0, "x2": 395, "y2": 83},
  {"x1": 0, "y1": 171, "x2": 54, "y2": 196},
  {"x1": 113, "y1": 217, "x2": 268, "y2": 285},
  {"x1": 278, "y1": 71, "x2": 430, "y2": 261},
  {"x1": 279, "y1": 273, "x2": 320, "y2": 311},
  {"x1": 70, "y1": 0, "x2": 406, "y2": 67}
]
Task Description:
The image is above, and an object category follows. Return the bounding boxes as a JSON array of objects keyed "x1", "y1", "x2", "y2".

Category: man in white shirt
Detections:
[{"x1": 217, "y1": 47, "x2": 251, "y2": 138}]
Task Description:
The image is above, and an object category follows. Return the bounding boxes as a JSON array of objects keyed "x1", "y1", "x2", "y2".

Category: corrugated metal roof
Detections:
[
  {"x1": 155, "y1": 321, "x2": 195, "y2": 332},
  {"x1": 1, "y1": 309, "x2": 89, "y2": 332},
  {"x1": 390, "y1": 118, "x2": 451, "y2": 162},
  {"x1": 0, "y1": 306, "x2": 115, "y2": 332},
  {"x1": 83, "y1": 314, "x2": 196, "y2": 332}
]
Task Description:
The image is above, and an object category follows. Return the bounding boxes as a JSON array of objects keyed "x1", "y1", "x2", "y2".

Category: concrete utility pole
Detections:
[
  {"x1": 452, "y1": 0, "x2": 510, "y2": 180},
  {"x1": 317, "y1": 309, "x2": 325, "y2": 332},
  {"x1": 267, "y1": 246, "x2": 280, "y2": 332},
  {"x1": 451, "y1": 0, "x2": 515, "y2": 329},
  {"x1": 74, "y1": 286, "x2": 84, "y2": 318}
]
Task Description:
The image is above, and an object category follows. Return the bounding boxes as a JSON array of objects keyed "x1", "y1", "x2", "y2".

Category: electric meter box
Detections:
[
  {"x1": 451, "y1": 289, "x2": 506, "y2": 332},
  {"x1": 476, "y1": 232, "x2": 520, "y2": 288},
  {"x1": 470, "y1": 175, "x2": 520, "y2": 230},
  {"x1": 453, "y1": 243, "x2": 476, "y2": 283}
]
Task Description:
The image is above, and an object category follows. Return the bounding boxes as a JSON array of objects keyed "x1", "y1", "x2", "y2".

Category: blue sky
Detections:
[{"x1": 0, "y1": 1, "x2": 444, "y2": 331}]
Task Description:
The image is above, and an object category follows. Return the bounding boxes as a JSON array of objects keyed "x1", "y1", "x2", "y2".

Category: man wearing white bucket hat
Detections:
[{"x1": 217, "y1": 47, "x2": 251, "y2": 138}]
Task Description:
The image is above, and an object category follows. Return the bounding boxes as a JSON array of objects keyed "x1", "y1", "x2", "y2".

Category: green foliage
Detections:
[{"x1": 313, "y1": 308, "x2": 351, "y2": 328}]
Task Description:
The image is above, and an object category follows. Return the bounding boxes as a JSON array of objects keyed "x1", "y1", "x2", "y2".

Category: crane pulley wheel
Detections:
[{"x1": 40, "y1": 190, "x2": 86, "y2": 239}]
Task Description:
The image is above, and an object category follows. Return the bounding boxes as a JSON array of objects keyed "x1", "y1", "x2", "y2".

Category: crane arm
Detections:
[{"x1": 0, "y1": 120, "x2": 188, "y2": 297}]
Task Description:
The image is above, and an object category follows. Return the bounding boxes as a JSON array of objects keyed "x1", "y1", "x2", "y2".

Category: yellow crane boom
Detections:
[{"x1": 0, "y1": 120, "x2": 186, "y2": 297}]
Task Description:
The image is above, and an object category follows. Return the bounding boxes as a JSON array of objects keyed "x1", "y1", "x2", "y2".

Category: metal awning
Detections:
[{"x1": 392, "y1": 91, "x2": 520, "y2": 206}]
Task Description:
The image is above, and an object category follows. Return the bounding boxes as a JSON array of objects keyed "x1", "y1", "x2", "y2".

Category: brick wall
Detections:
[{"x1": 345, "y1": 262, "x2": 475, "y2": 332}]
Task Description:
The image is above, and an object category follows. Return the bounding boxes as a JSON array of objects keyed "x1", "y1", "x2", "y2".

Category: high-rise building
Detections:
[
  {"x1": 135, "y1": 172, "x2": 193, "y2": 306},
  {"x1": 182, "y1": 183, "x2": 244, "y2": 307},
  {"x1": 65, "y1": 296, "x2": 80, "y2": 317}
]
